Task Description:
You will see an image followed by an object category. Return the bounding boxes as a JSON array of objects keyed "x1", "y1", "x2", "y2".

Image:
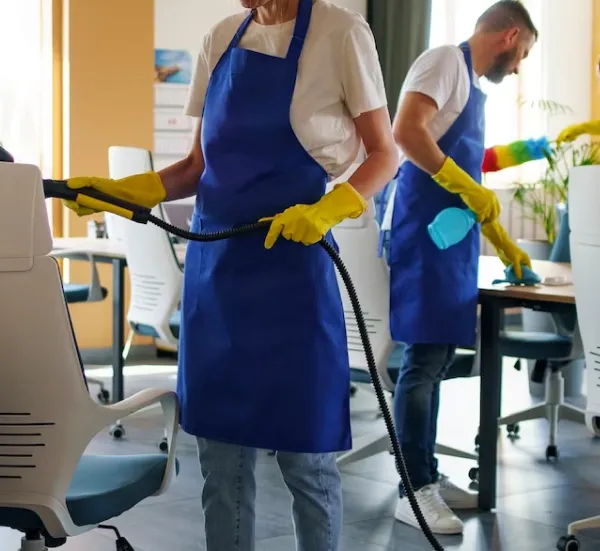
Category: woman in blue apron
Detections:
[
  {"x1": 63, "y1": 1, "x2": 398, "y2": 548},
  {"x1": 388, "y1": 1, "x2": 538, "y2": 534}
]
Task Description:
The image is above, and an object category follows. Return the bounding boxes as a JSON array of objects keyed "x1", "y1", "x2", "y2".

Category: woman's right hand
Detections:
[{"x1": 64, "y1": 172, "x2": 166, "y2": 216}]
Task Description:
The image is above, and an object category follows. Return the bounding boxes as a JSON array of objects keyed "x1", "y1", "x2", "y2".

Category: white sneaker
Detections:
[
  {"x1": 394, "y1": 484, "x2": 463, "y2": 535},
  {"x1": 436, "y1": 474, "x2": 478, "y2": 510}
]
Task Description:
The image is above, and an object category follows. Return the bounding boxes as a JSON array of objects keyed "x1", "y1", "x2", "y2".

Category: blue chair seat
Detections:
[
  {"x1": 133, "y1": 310, "x2": 181, "y2": 340},
  {"x1": 0, "y1": 454, "x2": 178, "y2": 533},
  {"x1": 499, "y1": 331, "x2": 572, "y2": 360},
  {"x1": 63, "y1": 283, "x2": 108, "y2": 303}
]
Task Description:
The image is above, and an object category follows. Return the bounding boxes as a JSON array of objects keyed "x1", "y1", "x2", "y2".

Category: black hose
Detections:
[{"x1": 149, "y1": 214, "x2": 446, "y2": 551}]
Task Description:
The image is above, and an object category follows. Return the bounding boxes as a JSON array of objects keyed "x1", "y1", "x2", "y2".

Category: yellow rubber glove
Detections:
[
  {"x1": 432, "y1": 157, "x2": 501, "y2": 223},
  {"x1": 481, "y1": 220, "x2": 532, "y2": 280},
  {"x1": 63, "y1": 172, "x2": 166, "y2": 217},
  {"x1": 262, "y1": 182, "x2": 367, "y2": 249},
  {"x1": 556, "y1": 120, "x2": 600, "y2": 144}
]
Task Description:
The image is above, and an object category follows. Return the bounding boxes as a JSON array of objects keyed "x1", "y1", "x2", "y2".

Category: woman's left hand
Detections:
[{"x1": 261, "y1": 182, "x2": 367, "y2": 249}]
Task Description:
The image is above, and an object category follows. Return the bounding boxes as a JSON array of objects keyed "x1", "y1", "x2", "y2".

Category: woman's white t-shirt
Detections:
[{"x1": 184, "y1": 0, "x2": 388, "y2": 179}]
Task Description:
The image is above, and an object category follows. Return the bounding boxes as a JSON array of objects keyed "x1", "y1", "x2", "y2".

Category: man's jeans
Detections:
[
  {"x1": 393, "y1": 343, "x2": 457, "y2": 497},
  {"x1": 197, "y1": 438, "x2": 342, "y2": 551}
]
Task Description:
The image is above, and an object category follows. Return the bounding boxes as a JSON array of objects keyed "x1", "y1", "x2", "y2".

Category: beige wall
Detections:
[{"x1": 62, "y1": 0, "x2": 154, "y2": 348}]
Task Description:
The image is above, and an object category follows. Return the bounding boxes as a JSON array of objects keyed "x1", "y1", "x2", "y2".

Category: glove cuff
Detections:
[
  {"x1": 329, "y1": 182, "x2": 368, "y2": 219},
  {"x1": 432, "y1": 157, "x2": 469, "y2": 191}
]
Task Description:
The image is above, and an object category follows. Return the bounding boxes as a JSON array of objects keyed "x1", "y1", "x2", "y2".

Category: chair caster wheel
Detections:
[
  {"x1": 349, "y1": 384, "x2": 358, "y2": 397},
  {"x1": 557, "y1": 535, "x2": 580, "y2": 550},
  {"x1": 97, "y1": 389, "x2": 110, "y2": 404},
  {"x1": 507, "y1": 423, "x2": 520, "y2": 436},
  {"x1": 110, "y1": 424, "x2": 125, "y2": 439},
  {"x1": 468, "y1": 467, "x2": 479, "y2": 482},
  {"x1": 268, "y1": 450, "x2": 276, "y2": 456},
  {"x1": 546, "y1": 445, "x2": 559, "y2": 461},
  {"x1": 474, "y1": 433, "x2": 480, "y2": 447},
  {"x1": 158, "y1": 437, "x2": 168, "y2": 453}
]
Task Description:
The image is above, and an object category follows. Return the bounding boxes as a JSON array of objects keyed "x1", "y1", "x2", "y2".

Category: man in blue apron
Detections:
[
  {"x1": 61, "y1": 0, "x2": 398, "y2": 549},
  {"x1": 389, "y1": 1, "x2": 538, "y2": 535}
]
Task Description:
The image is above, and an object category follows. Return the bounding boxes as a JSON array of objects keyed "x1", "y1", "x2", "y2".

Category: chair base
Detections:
[
  {"x1": 86, "y1": 377, "x2": 110, "y2": 404},
  {"x1": 568, "y1": 514, "x2": 600, "y2": 535},
  {"x1": 336, "y1": 432, "x2": 477, "y2": 468},
  {"x1": 498, "y1": 370, "x2": 585, "y2": 449},
  {"x1": 112, "y1": 330, "x2": 168, "y2": 452}
]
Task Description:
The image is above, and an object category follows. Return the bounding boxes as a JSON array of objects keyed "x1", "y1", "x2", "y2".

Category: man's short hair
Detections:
[{"x1": 475, "y1": 0, "x2": 538, "y2": 40}]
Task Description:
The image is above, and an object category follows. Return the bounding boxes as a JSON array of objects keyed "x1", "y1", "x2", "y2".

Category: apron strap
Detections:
[
  {"x1": 459, "y1": 41, "x2": 475, "y2": 85},
  {"x1": 287, "y1": 0, "x2": 313, "y2": 64},
  {"x1": 228, "y1": 10, "x2": 255, "y2": 50}
]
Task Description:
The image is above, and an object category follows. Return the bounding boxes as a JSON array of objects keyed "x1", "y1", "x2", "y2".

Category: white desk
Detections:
[
  {"x1": 52, "y1": 237, "x2": 186, "y2": 263},
  {"x1": 51, "y1": 237, "x2": 186, "y2": 402},
  {"x1": 477, "y1": 256, "x2": 574, "y2": 511}
]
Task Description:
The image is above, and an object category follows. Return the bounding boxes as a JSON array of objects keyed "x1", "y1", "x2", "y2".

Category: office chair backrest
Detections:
[
  {"x1": 119, "y1": 204, "x2": 183, "y2": 344},
  {"x1": 550, "y1": 206, "x2": 570, "y2": 263},
  {"x1": 549, "y1": 208, "x2": 578, "y2": 335},
  {"x1": 332, "y1": 203, "x2": 395, "y2": 391},
  {"x1": 0, "y1": 163, "x2": 111, "y2": 531},
  {"x1": 569, "y1": 165, "x2": 600, "y2": 419},
  {"x1": 107, "y1": 146, "x2": 154, "y2": 241}
]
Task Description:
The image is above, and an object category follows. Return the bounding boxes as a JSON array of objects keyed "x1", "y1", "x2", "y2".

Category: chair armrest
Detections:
[{"x1": 99, "y1": 389, "x2": 180, "y2": 494}]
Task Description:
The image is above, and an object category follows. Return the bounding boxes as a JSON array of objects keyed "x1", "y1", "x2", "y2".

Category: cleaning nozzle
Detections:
[{"x1": 42, "y1": 179, "x2": 151, "y2": 223}]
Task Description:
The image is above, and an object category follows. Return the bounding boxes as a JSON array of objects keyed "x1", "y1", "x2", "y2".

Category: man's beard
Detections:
[{"x1": 485, "y1": 48, "x2": 517, "y2": 84}]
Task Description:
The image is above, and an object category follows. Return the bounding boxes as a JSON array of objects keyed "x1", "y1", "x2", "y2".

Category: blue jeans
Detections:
[
  {"x1": 393, "y1": 343, "x2": 457, "y2": 497},
  {"x1": 197, "y1": 438, "x2": 342, "y2": 551}
]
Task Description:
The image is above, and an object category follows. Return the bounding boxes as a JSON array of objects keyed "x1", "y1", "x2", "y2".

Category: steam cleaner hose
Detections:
[
  {"x1": 39, "y1": 175, "x2": 447, "y2": 549},
  {"x1": 148, "y1": 215, "x2": 447, "y2": 551}
]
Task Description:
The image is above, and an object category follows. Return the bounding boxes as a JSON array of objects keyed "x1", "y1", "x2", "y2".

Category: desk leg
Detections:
[
  {"x1": 112, "y1": 259, "x2": 125, "y2": 403},
  {"x1": 478, "y1": 297, "x2": 502, "y2": 511}
]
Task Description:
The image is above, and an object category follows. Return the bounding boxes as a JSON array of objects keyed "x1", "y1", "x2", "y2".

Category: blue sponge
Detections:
[{"x1": 492, "y1": 264, "x2": 542, "y2": 286}]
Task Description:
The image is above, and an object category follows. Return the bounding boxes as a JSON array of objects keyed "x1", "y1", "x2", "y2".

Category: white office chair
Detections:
[
  {"x1": 119, "y1": 204, "x2": 183, "y2": 354},
  {"x1": 497, "y1": 208, "x2": 585, "y2": 460},
  {"x1": 108, "y1": 146, "x2": 183, "y2": 451},
  {"x1": 108, "y1": 145, "x2": 182, "y2": 355},
  {"x1": 0, "y1": 162, "x2": 179, "y2": 551},
  {"x1": 557, "y1": 165, "x2": 600, "y2": 550},
  {"x1": 332, "y1": 204, "x2": 479, "y2": 473}
]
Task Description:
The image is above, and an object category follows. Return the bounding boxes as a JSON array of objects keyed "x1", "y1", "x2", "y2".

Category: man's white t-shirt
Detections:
[
  {"x1": 396, "y1": 44, "x2": 482, "y2": 167},
  {"x1": 185, "y1": 0, "x2": 388, "y2": 180},
  {"x1": 381, "y1": 45, "x2": 482, "y2": 230}
]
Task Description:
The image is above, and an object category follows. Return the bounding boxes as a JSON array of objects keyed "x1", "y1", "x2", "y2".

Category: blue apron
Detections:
[
  {"x1": 176, "y1": 0, "x2": 352, "y2": 454},
  {"x1": 389, "y1": 43, "x2": 486, "y2": 347}
]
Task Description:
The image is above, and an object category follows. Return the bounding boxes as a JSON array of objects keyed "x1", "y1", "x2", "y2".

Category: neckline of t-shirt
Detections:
[
  {"x1": 248, "y1": 0, "x2": 319, "y2": 29},
  {"x1": 250, "y1": 18, "x2": 296, "y2": 31}
]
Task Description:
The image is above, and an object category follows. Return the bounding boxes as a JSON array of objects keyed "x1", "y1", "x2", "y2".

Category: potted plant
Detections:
[
  {"x1": 513, "y1": 138, "x2": 600, "y2": 255},
  {"x1": 512, "y1": 98, "x2": 600, "y2": 254}
]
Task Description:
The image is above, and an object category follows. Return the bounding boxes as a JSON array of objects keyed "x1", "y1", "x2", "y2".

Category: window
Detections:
[
  {"x1": 0, "y1": 0, "x2": 53, "y2": 219},
  {"x1": 429, "y1": 0, "x2": 547, "y2": 187}
]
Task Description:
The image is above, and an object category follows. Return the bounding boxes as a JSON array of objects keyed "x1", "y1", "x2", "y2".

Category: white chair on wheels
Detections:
[
  {"x1": 556, "y1": 165, "x2": 600, "y2": 551},
  {"x1": 332, "y1": 204, "x2": 479, "y2": 477},
  {"x1": 107, "y1": 146, "x2": 183, "y2": 452},
  {"x1": 497, "y1": 207, "x2": 585, "y2": 460},
  {"x1": 0, "y1": 162, "x2": 179, "y2": 551}
]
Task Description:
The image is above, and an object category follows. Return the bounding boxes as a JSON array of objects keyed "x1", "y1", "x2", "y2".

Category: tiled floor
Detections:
[{"x1": 3, "y1": 357, "x2": 600, "y2": 550}]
